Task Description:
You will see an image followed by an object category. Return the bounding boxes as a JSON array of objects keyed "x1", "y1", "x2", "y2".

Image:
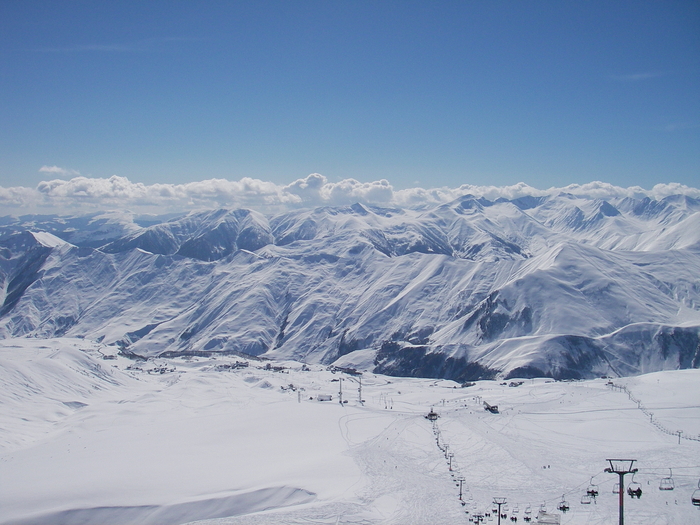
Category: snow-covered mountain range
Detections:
[{"x1": 1, "y1": 192, "x2": 699, "y2": 380}]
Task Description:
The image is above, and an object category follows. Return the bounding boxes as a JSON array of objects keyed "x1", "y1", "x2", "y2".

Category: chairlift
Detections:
[
  {"x1": 524, "y1": 505, "x2": 531, "y2": 515},
  {"x1": 523, "y1": 505, "x2": 531, "y2": 523},
  {"x1": 692, "y1": 479, "x2": 700, "y2": 507},
  {"x1": 659, "y1": 469, "x2": 675, "y2": 491},
  {"x1": 513, "y1": 504, "x2": 519, "y2": 514},
  {"x1": 557, "y1": 495, "x2": 570, "y2": 513},
  {"x1": 580, "y1": 494, "x2": 592, "y2": 505},
  {"x1": 539, "y1": 502, "x2": 547, "y2": 513},
  {"x1": 627, "y1": 474, "x2": 642, "y2": 499},
  {"x1": 613, "y1": 483, "x2": 620, "y2": 494},
  {"x1": 586, "y1": 478, "x2": 599, "y2": 497}
]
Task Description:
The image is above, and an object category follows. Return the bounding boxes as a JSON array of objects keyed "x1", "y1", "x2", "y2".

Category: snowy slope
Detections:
[
  {"x1": 0, "y1": 338, "x2": 698, "y2": 524},
  {"x1": 1, "y1": 193, "x2": 699, "y2": 380}
]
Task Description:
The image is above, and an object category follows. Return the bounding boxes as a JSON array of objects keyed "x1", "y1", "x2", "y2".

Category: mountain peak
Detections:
[{"x1": 1, "y1": 193, "x2": 699, "y2": 380}]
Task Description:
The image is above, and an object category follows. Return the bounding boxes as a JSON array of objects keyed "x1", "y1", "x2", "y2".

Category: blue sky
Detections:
[{"x1": 1, "y1": 1, "x2": 698, "y2": 192}]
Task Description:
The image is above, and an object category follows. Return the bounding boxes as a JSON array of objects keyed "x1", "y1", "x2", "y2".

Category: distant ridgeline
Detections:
[{"x1": 1, "y1": 193, "x2": 699, "y2": 380}]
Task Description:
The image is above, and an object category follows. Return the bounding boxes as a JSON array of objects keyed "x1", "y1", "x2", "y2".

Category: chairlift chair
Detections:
[
  {"x1": 586, "y1": 478, "x2": 599, "y2": 497},
  {"x1": 513, "y1": 504, "x2": 519, "y2": 514},
  {"x1": 692, "y1": 480, "x2": 700, "y2": 507},
  {"x1": 580, "y1": 494, "x2": 592, "y2": 505},
  {"x1": 628, "y1": 485, "x2": 643, "y2": 499},
  {"x1": 659, "y1": 469, "x2": 675, "y2": 491},
  {"x1": 613, "y1": 483, "x2": 620, "y2": 494},
  {"x1": 557, "y1": 495, "x2": 570, "y2": 512},
  {"x1": 627, "y1": 474, "x2": 643, "y2": 499}
]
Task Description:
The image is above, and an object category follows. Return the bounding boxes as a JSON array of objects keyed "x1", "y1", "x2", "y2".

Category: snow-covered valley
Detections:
[{"x1": 1, "y1": 338, "x2": 699, "y2": 524}]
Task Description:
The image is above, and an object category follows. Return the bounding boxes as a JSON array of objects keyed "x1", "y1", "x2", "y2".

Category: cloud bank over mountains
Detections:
[{"x1": 1, "y1": 172, "x2": 699, "y2": 215}]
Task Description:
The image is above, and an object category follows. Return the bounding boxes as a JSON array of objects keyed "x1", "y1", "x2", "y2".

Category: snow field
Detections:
[{"x1": 0, "y1": 338, "x2": 699, "y2": 524}]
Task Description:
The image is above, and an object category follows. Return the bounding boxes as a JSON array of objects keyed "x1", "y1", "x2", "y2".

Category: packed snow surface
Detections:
[{"x1": 1, "y1": 338, "x2": 699, "y2": 524}]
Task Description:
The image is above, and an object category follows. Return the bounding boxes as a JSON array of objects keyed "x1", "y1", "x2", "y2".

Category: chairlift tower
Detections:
[
  {"x1": 342, "y1": 374, "x2": 364, "y2": 405},
  {"x1": 493, "y1": 497, "x2": 507, "y2": 525},
  {"x1": 605, "y1": 459, "x2": 637, "y2": 525},
  {"x1": 457, "y1": 476, "x2": 466, "y2": 500}
]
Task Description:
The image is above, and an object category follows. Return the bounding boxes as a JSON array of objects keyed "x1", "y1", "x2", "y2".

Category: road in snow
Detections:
[{"x1": 0, "y1": 338, "x2": 699, "y2": 524}]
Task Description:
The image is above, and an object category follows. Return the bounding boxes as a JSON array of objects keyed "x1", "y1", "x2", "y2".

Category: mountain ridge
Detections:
[{"x1": 1, "y1": 193, "x2": 699, "y2": 380}]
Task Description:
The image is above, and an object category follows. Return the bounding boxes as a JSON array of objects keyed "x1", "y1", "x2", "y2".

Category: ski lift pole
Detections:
[
  {"x1": 605, "y1": 459, "x2": 637, "y2": 525},
  {"x1": 343, "y1": 375, "x2": 363, "y2": 405},
  {"x1": 457, "y1": 476, "x2": 465, "y2": 500},
  {"x1": 493, "y1": 497, "x2": 506, "y2": 525}
]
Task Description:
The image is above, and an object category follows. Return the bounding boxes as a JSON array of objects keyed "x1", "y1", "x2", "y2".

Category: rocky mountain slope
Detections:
[{"x1": 1, "y1": 193, "x2": 699, "y2": 380}]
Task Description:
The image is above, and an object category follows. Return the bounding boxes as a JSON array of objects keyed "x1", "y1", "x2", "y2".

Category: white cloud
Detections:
[
  {"x1": 611, "y1": 71, "x2": 668, "y2": 82},
  {"x1": 0, "y1": 174, "x2": 698, "y2": 216},
  {"x1": 39, "y1": 165, "x2": 80, "y2": 177},
  {"x1": 283, "y1": 174, "x2": 394, "y2": 206},
  {"x1": 0, "y1": 185, "x2": 42, "y2": 208}
]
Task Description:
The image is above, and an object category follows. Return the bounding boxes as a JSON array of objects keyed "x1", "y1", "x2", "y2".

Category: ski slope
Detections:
[{"x1": 1, "y1": 338, "x2": 698, "y2": 524}]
